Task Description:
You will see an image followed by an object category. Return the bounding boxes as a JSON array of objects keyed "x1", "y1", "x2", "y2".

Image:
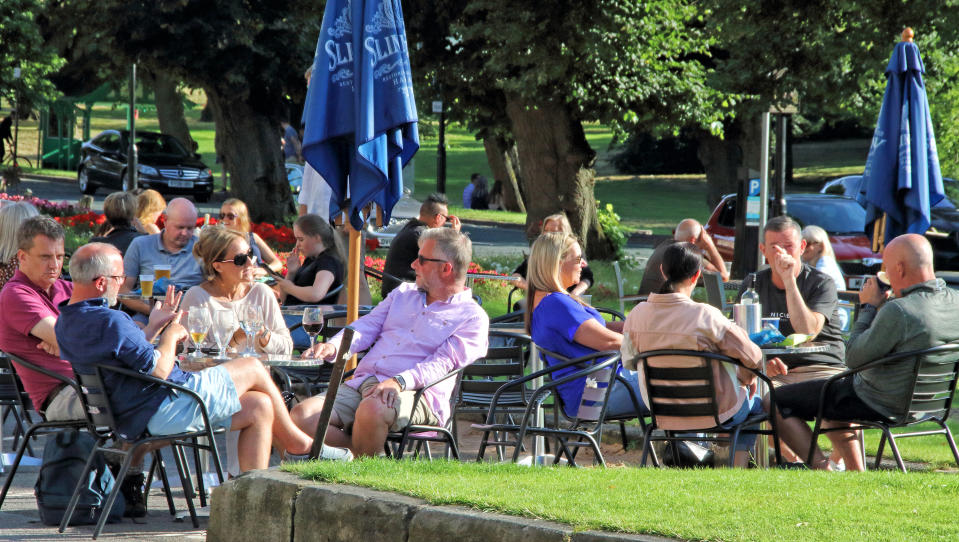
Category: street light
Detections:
[
  {"x1": 12, "y1": 67, "x2": 20, "y2": 167},
  {"x1": 433, "y1": 99, "x2": 445, "y2": 194}
]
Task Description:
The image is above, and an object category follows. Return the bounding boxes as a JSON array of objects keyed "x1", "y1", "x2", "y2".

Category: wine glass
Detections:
[
  {"x1": 239, "y1": 305, "x2": 263, "y2": 355},
  {"x1": 302, "y1": 307, "x2": 324, "y2": 351},
  {"x1": 212, "y1": 309, "x2": 237, "y2": 361},
  {"x1": 186, "y1": 307, "x2": 212, "y2": 359}
]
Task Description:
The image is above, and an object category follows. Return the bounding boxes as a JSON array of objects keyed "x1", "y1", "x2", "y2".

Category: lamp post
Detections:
[
  {"x1": 125, "y1": 63, "x2": 138, "y2": 191},
  {"x1": 433, "y1": 99, "x2": 445, "y2": 194},
  {"x1": 12, "y1": 67, "x2": 20, "y2": 167}
]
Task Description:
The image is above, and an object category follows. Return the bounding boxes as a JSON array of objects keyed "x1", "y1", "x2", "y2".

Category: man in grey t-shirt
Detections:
[{"x1": 638, "y1": 218, "x2": 728, "y2": 295}]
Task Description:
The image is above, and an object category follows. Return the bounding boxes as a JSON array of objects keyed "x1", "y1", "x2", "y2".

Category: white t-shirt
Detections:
[
  {"x1": 298, "y1": 163, "x2": 332, "y2": 221},
  {"x1": 180, "y1": 281, "x2": 293, "y2": 355}
]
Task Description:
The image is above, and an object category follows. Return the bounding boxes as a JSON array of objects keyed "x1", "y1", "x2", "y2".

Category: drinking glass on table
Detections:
[
  {"x1": 302, "y1": 307, "x2": 324, "y2": 351},
  {"x1": 186, "y1": 307, "x2": 212, "y2": 359},
  {"x1": 239, "y1": 305, "x2": 263, "y2": 356},
  {"x1": 139, "y1": 273, "x2": 154, "y2": 299},
  {"x1": 212, "y1": 309, "x2": 237, "y2": 361},
  {"x1": 154, "y1": 264, "x2": 172, "y2": 281}
]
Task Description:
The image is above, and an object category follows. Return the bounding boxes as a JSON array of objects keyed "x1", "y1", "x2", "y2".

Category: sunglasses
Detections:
[
  {"x1": 416, "y1": 254, "x2": 448, "y2": 265},
  {"x1": 219, "y1": 212, "x2": 239, "y2": 220},
  {"x1": 217, "y1": 249, "x2": 257, "y2": 266}
]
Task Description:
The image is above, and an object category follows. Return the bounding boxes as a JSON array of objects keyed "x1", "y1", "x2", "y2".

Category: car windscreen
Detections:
[
  {"x1": 787, "y1": 199, "x2": 866, "y2": 235},
  {"x1": 129, "y1": 134, "x2": 190, "y2": 158}
]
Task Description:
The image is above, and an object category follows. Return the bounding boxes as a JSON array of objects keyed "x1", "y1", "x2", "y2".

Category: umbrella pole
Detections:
[
  {"x1": 872, "y1": 213, "x2": 887, "y2": 253},
  {"x1": 346, "y1": 222, "x2": 362, "y2": 371}
]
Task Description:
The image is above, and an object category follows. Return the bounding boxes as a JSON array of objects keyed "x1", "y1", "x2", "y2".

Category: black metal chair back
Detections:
[
  {"x1": 456, "y1": 331, "x2": 531, "y2": 414},
  {"x1": 384, "y1": 367, "x2": 466, "y2": 460},
  {"x1": 702, "y1": 272, "x2": 728, "y2": 312},
  {"x1": 632, "y1": 348, "x2": 781, "y2": 468},
  {"x1": 902, "y1": 344, "x2": 959, "y2": 423}
]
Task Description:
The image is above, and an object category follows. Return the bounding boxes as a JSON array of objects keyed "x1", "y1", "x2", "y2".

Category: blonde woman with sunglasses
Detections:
[{"x1": 218, "y1": 198, "x2": 283, "y2": 274}]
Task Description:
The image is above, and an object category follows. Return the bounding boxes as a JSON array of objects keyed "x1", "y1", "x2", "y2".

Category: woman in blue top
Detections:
[{"x1": 525, "y1": 232, "x2": 645, "y2": 419}]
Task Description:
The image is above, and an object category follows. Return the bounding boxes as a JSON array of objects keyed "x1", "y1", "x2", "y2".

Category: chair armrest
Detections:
[
  {"x1": 3, "y1": 351, "x2": 81, "y2": 402},
  {"x1": 406, "y1": 367, "x2": 464, "y2": 413},
  {"x1": 95, "y1": 364, "x2": 217, "y2": 431}
]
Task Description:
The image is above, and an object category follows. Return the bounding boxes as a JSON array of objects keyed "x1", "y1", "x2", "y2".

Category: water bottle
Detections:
[{"x1": 742, "y1": 273, "x2": 760, "y2": 306}]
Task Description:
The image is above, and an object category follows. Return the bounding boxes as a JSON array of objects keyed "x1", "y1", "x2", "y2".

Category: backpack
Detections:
[{"x1": 35, "y1": 429, "x2": 125, "y2": 526}]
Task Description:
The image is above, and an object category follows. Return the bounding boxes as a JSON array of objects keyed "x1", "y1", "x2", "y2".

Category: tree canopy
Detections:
[{"x1": 0, "y1": 0, "x2": 63, "y2": 108}]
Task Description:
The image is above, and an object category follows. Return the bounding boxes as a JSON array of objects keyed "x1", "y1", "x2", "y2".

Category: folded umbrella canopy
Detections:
[
  {"x1": 301, "y1": 0, "x2": 419, "y2": 459},
  {"x1": 861, "y1": 28, "x2": 944, "y2": 252}
]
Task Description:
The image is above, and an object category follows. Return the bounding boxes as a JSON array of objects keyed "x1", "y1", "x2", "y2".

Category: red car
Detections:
[{"x1": 704, "y1": 193, "x2": 882, "y2": 286}]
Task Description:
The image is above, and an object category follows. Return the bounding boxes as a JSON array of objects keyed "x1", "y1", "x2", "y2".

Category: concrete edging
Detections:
[{"x1": 207, "y1": 468, "x2": 675, "y2": 542}]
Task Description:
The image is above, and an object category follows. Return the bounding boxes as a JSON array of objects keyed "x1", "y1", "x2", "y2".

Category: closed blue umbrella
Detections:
[
  {"x1": 301, "y1": 0, "x2": 419, "y2": 231},
  {"x1": 861, "y1": 29, "x2": 944, "y2": 251},
  {"x1": 301, "y1": 0, "x2": 419, "y2": 459}
]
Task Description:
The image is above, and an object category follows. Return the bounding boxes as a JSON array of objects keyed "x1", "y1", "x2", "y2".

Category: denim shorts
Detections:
[
  {"x1": 721, "y1": 394, "x2": 765, "y2": 451},
  {"x1": 147, "y1": 364, "x2": 241, "y2": 435}
]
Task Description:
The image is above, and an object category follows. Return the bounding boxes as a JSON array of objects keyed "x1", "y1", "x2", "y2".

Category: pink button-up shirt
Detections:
[{"x1": 330, "y1": 282, "x2": 489, "y2": 425}]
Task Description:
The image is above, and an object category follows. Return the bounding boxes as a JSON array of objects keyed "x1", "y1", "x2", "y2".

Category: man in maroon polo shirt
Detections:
[{"x1": 0, "y1": 216, "x2": 81, "y2": 420}]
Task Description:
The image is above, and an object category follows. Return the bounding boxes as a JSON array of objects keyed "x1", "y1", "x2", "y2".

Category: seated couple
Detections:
[{"x1": 55, "y1": 242, "x2": 328, "y2": 473}]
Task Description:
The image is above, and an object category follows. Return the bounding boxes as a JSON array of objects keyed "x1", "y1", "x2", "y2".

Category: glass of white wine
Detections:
[{"x1": 186, "y1": 307, "x2": 212, "y2": 359}]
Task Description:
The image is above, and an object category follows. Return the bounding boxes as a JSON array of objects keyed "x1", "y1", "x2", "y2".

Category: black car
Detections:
[
  {"x1": 821, "y1": 175, "x2": 959, "y2": 269},
  {"x1": 77, "y1": 130, "x2": 214, "y2": 202}
]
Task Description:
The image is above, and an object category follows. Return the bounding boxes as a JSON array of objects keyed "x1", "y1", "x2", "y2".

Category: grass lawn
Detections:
[{"x1": 284, "y1": 458, "x2": 959, "y2": 541}]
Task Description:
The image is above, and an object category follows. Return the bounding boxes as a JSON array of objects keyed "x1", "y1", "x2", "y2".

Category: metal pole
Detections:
[
  {"x1": 126, "y1": 64, "x2": 138, "y2": 191},
  {"x1": 773, "y1": 114, "x2": 788, "y2": 218},
  {"x1": 758, "y1": 112, "x2": 771, "y2": 267},
  {"x1": 436, "y1": 103, "x2": 446, "y2": 194},
  {"x1": 12, "y1": 69, "x2": 20, "y2": 167}
]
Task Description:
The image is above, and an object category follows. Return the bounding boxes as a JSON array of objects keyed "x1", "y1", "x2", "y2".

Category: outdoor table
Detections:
[
  {"x1": 755, "y1": 342, "x2": 831, "y2": 467},
  {"x1": 279, "y1": 304, "x2": 374, "y2": 317},
  {"x1": 117, "y1": 292, "x2": 166, "y2": 302},
  {"x1": 488, "y1": 322, "x2": 549, "y2": 465},
  {"x1": 177, "y1": 352, "x2": 320, "y2": 372}
]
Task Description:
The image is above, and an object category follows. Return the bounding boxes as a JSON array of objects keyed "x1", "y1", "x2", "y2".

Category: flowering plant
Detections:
[{"x1": 1, "y1": 192, "x2": 80, "y2": 217}]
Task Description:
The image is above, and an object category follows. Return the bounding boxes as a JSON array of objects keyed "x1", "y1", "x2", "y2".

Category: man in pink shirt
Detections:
[
  {"x1": 0, "y1": 216, "x2": 81, "y2": 420},
  {"x1": 292, "y1": 228, "x2": 489, "y2": 457}
]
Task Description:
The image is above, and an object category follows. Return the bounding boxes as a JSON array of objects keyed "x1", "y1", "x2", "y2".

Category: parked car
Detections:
[
  {"x1": 821, "y1": 175, "x2": 959, "y2": 269},
  {"x1": 77, "y1": 130, "x2": 214, "y2": 202},
  {"x1": 704, "y1": 193, "x2": 883, "y2": 282}
]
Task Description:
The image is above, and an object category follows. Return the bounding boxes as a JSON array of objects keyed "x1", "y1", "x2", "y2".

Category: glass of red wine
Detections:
[{"x1": 302, "y1": 307, "x2": 324, "y2": 351}]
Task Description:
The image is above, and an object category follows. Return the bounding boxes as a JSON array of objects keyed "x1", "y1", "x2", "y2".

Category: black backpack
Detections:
[{"x1": 35, "y1": 429, "x2": 125, "y2": 526}]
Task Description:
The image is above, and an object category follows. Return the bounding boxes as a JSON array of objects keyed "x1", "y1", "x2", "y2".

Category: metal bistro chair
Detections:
[
  {"x1": 633, "y1": 349, "x2": 782, "y2": 468},
  {"x1": 612, "y1": 260, "x2": 646, "y2": 314},
  {"x1": 453, "y1": 331, "x2": 533, "y2": 460},
  {"x1": 474, "y1": 348, "x2": 623, "y2": 467},
  {"x1": 384, "y1": 367, "x2": 466, "y2": 460},
  {"x1": 60, "y1": 364, "x2": 225, "y2": 538},
  {"x1": 0, "y1": 352, "x2": 38, "y2": 457},
  {"x1": 0, "y1": 353, "x2": 88, "y2": 511},
  {"x1": 806, "y1": 343, "x2": 959, "y2": 473}
]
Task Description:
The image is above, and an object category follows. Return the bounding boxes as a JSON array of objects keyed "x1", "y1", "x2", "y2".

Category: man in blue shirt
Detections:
[
  {"x1": 120, "y1": 198, "x2": 204, "y2": 319},
  {"x1": 57, "y1": 243, "x2": 329, "y2": 478}
]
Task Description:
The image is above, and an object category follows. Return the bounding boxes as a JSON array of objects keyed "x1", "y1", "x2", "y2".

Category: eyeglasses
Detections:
[
  {"x1": 217, "y1": 250, "x2": 257, "y2": 266},
  {"x1": 219, "y1": 212, "x2": 239, "y2": 220},
  {"x1": 416, "y1": 254, "x2": 448, "y2": 265},
  {"x1": 99, "y1": 274, "x2": 126, "y2": 284},
  {"x1": 436, "y1": 213, "x2": 449, "y2": 222}
]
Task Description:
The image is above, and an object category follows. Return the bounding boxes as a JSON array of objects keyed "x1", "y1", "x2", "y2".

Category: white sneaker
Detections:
[
  {"x1": 282, "y1": 445, "x2": 353, "y2": 462},
  {"x1": 829, "y1": 458, "x2": 846, "y2": 472}
]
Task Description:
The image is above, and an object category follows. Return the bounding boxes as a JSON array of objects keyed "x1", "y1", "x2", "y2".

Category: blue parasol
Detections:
[
  {"x1": 301, "y1": 0, "x2": 419, "y2": 231},
  {"x1": 861, "y1": 28, "x2": 944, "y2": 251}
]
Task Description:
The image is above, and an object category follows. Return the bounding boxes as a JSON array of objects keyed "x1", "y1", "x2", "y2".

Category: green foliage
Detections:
[
  {"x1": 0, "y1": 0, "x2": 64, "y2": 107},
  {"x1": 594, "y1": 201, "x2": 627, "y2": 261}
]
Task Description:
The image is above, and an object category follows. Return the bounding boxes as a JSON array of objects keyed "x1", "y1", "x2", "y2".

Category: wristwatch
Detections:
[{"x1": 393, "y1": 375, "x2": 407, "y2": 391}]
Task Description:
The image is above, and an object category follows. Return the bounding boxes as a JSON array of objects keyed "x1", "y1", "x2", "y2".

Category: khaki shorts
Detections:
[
  {"x1": 771, "y1": 364, "x2": 844, "y2": 387},
  {"x1": 330, "y1": 377, "x2": 438, "y2": 433}
]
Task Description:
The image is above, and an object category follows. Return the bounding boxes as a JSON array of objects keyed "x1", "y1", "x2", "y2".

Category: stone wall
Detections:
[{"x1": 208, "y1": 468, "x2": 675, "y2": 542}]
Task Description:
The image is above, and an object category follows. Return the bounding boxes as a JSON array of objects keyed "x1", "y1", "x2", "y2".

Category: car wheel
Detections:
[{"x1": 78, "y1": 167, "x2": 98, "y2": 195}]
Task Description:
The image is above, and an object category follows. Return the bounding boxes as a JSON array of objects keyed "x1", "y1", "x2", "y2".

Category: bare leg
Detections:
[
  {"x1": 290, "y1": 397, "x2": 352, "y2": 449},
  {"x1": 772, "y1": 407, "x2": 831, "y2": 470},
  {"x1": 824, "y1": 424, "x2": 864, "y2": 471},
  {"x1": 229, "y1": 391, "x2": 274, "y2": 471},
  {"x1": 350, "y1": 397, "x2": 395, "y2": 457},
  {"x1": 223, "y1": 357, "x2": 312, "y2": 455}
]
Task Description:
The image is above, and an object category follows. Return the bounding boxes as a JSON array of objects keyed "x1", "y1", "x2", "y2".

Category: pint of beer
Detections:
[
  {"x1": 140, "y1": 274, "x2": 155, "y2": 298},
  {"x1": 154, "y1": 264, "x2": 172, "y2": 281}
]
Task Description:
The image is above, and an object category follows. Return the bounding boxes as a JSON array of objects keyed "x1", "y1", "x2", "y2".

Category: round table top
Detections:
[
  {"x1": 760, "y1": 341, "x2": 831, "y2": 355},
  {"x1": 177, "y1": 353, "x2": 323, "y2": 372},
  {"x1": 279, "y1": 304, "x2": 373, "y2": 317}
]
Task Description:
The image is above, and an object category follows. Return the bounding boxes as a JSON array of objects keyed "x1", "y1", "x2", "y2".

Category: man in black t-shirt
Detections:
[
  {"x1": 738, "y1": 216, "x2": 846, "y2": 379},
  {"x1": 381, "y1": 193, "x2": 461, "y2": 297}
]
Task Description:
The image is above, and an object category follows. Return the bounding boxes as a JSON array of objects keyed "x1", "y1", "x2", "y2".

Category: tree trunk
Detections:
[
  {"x1": 206, "y1": 88, "x2": 293, "y2": 222},
  {"x1": 151, "y1": 71, "x2": 195, "y2": 151},
  {"x1": 505, "y1": 97, "x2": 613, "y2": 259},
  {"x1": 482, "y1": 135, "x2": 526, "y2": 213},
  {"x1": 697, "y1": 116, "x2": 762, "y2": 210}
]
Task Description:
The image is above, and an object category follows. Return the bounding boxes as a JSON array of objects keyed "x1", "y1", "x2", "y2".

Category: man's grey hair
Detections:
[
  {"x1": 16, "y1": 216, "x2": 64, "y2": 251},
  {"x1": 69, "y1": 243, "x2": 121, "y2": 283},
  {"x1": 763, "y1": 215, "x2": 802, "y2": 238},
  {"x1": 420, "y1": 228, "x2": 471, "y2": 280}
]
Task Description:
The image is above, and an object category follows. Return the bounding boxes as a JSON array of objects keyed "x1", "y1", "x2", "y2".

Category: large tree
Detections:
[
  {"x1": 447, "y1": 0, "x2": 727, "y2": 257},
  {"x1": 44, "y1": 0, "x2": 321, "y2": 221},
  {"x1": 0, "y1": 0, "x2": 63, "y2": 112}
]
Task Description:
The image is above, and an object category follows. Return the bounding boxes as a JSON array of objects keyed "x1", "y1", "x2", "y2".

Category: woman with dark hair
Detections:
[
  {"x1": 526, "y1": 232, "x2": 645, "y2": 419},
  {"x1": 621, "y1": 242, "x2": 787, "y2": 467},
  {"x1": 274, "y1": 214, "x2": 344, "y2": 305},
  {"x1": 91, "y1": 191, "x2": 144, "y2": 255}
]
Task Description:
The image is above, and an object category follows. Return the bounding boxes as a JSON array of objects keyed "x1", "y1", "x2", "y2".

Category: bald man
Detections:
[
  {"x1": 637, "y1": 218, "x2": 728, "y2": 295},
  {"x1": 121, "y1": 198, "x2": 204, "y2": 317},
  {"x1": 771, "y1": 233, "x2": 959, "y2": 469}
]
